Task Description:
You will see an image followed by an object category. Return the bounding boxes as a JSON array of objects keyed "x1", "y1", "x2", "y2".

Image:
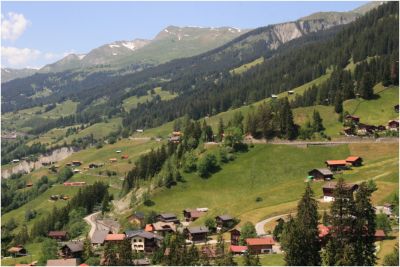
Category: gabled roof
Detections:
[
  {"x1": 375, "y1": 229, "x2": 385, "y2": 238},
  {"x1": 346, "y1": 156, "x2": 361, "y2": 162},
  {"x1": 105, "y1": 233, "x2": 125, "y2": 241},
  {"x1": 325, "y1": 160, "x2": 348, "y2": 166},
  {"x1": 323, "y1": 182, "x2": 358, "y2": 191},
  {"x1": 91, "y1": 229, "x2": 109, "y2": 244},
  {"x1": 216, "y1": 214, "x2": 233, "y2": 221},
  {"x1": 310, "y1": 168, "x2": 333, "y2": 176},
  {"x1": 152, "y1": 221, "x2": 176, "y2": 232},
  {"x1": 62, "y1": 241, "x2": 83, "y2": 253},
  {"x1": 230, "y1": 245, "x2": 248, "y2": 253},
  {"x1": 8, "y1": 246, "x2": 25, "y2": 253},
  {"x1": 48, "y1": 231, "x2": 67, "y2": 237},
  {"x1": 186, "y1": 226, "x2": 209, "y2": 234},
  {"x1": 318, "y1": 224, "x2": 331, "y2": 238},
  {"x1": 158, "y1": 213, "x2": 177, "y2": 219},
  {"x1": 46, "y1": 258, "x2": 78, "y2": 266},
  {"x1": 125, "y1": 230, "x2": 163, "y2": 240},
  {"x1": 246, "y1": 237, "x2": 275, "y2": 246}
]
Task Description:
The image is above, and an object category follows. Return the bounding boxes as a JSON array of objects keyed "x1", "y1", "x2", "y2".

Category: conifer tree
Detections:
[
  {"x1": 118, "y1": 238, "x2": 133, "y2": 265},
  {"x1": 312, "y1": 110, "x2": 324, "y2": 132},
  {"x1": 217, "y1": 118, "x2": 225, "y2": 142},
  {"x1": 359, "y1": 72, "x2": 374, "y2": 99},
  {"x1": 83, "y1": 236, "x2": 94, "y2": 261},
  {"x1": 280, "y1": 216, "x2": 302, "y2": 266},
  {"x1": 103, "y1": 242, "x2": 118, "y2": 266}
]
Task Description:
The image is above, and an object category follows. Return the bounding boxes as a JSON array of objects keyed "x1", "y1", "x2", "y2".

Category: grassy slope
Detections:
[
  {"x1": 230, "y1": 57, "x2": 264, "y2": 75},
  {"x1": 122, "y1": 87, "x2": 178, "y2": 111},
  {"x1": 343, "y1": 84, "x2": 399, "y2": 125}
]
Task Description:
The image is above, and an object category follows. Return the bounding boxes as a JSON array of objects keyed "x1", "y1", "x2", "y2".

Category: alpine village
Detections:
[{"x1": 1, "y1": 1, "x2": 399, "y2": 266}]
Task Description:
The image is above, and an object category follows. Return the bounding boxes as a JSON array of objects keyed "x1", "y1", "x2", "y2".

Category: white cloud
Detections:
[
  {"x1": 1, "y1": 12, "x2": 30, "y2": 41},
  {"x1": 1, "y1": 46, "x2": 41, "y2": 66}
]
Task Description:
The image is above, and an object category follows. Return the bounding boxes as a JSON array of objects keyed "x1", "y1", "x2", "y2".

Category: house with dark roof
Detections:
[
  {"x1": 229, "y1": 229, "x2": 241, "y2": 245},
  {"x1": 125, "y1": 230, "x2": 163, "y2": 252},
  {"x1": 184, "y1": 226, "x2": 209, "y2": 243},
  {"x1": 308, "y1": 168, "x2": 333, "y2": 180},
  {"x1": 91, "y1": 229, "x2": 110, "y2": 247},
  {"x1": 215, "y1": 215, "x2": 234, "y2": 229},
  {"x1": 127, "y1": 211, "x2": 145, "y2": 226},
  {"x1": 155, "y1": 213, "x2": 179, "y2": 224},
  {"x1": 322, "y1": 182, "x2": 359, "y2": 202},
  {"x1": 60, "y1": 241, "x2": 83, "y2": 259},
  {"x1": 387, "y1": 120, "x2": 399, "y2": 131},
  {"x1": 345, "y1": 156, "x2": 363, "y2": 167},
  {"x1": 151, "y1": 221, "x2": 176, "y2": 236},
  {"x1": 245, "y1": 237, "x2": 275, "y2": 254},
  {"x1": 183, "y1": 209, "x2": 205, "y2": 222},
  {"x1": 48, "y1": 231, "x2": 68, "y2": 241}
]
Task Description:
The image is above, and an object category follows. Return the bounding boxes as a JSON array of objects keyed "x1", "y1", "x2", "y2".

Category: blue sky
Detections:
[{"x1": 1, "y1": 1, "x2": 367, "y2": 69}]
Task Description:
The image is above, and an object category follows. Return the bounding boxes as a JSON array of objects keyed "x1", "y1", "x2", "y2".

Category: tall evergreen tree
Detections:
[
  {"x1": 103, "y1": 242, "x2": 118, "y2": 266},
  {"x1": 118, "y1": 238, "x2": 133, "y2": 265},
  {"x1": 359, "y1": 72, "x2": 374, "y2": 99},
  {"x1": 312, "y1": 110, "x2": 324, "y2": 132}
]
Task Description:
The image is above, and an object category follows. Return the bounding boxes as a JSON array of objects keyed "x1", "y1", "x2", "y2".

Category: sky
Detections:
[{"x1": 1, "y1": 1, "x2": 367, "y2": 69}]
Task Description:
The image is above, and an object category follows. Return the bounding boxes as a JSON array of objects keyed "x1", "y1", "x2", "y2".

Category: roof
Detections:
[
  {"x1": 346, "y1": 156, "x2": 361, "y2": 162},
  {"x1": 125, "y1": 230, "x2": 163, "y2": 240},
  {"x1": 246, "y1": 237, "x2": 275, "y2": 246},
  {"x1": 109, "y1": 158, "x2": 117, "y2": 161},
  {"x1": 318, "y1": 224, "x2": 331, "y2": 238},
  {"x1": 46, "y1": 258, "x2": 78, "y2": 266},
  {"x1": 152, "y1": 221, "x2": 176, "y2": 232},
  {"x1": 91, "y1": 229, "x2": 109, "y2": 244},
  {"x1": 230, "y1": 245, "x2": 248, "y2": 253},
  {"x1": 323, "y1": 182, "x2": 358, "y2": 190},
  {"x1": 345, "y1": 115, "x2": 359, "y2": 119},
  {"x1": 158, "y1": 213, "x2": 177, "y2": 219},
  {"x1": 79, "y1": 264, "x2": 89, "y2": 266},
  {"x1": 144, "y1": 224, "x2": 154, "y2": 232},
  {"x1": 325, "y1": 160, "x2": 348, "y2": 166},
  {"x1": 48, "y1": 231, "x2": 67, "y2": 237},
  {"x1": 105, "y1": 233, "x2": 125, "y2": 241},
  {"x1": 63, "y1": 241, "x2": 83, "y2": 253},
  {"x1": 310, "y1": 168, "x2": 333, "y2": 176},
  {"x1": 8, "y1": 246, "x2": 25, "y2": 253},
  {"x1": 129, "y1": 211, "x2": 145, "y2": 219},
  {"x1": 216, "y1": 214, "x2": 233, "y2": 221},
  {"x1": 186, "y1": 226, "x2": 209, "y2": 234},
  {"x1": 375, "y1": 229, "x2": 385, "y2": 238}
]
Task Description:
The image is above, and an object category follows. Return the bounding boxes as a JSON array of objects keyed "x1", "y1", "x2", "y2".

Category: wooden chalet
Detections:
[
  {"x1": 230, "y1": 245, "x2": 248, "y2": 255},
  {"x1": 46, "y1": 258, "x2": 79, "y2": 266},
  {"x1": 308, "y1": 168, "x2": 333, "y2": 180},
  {"x1": 319, "y1": 224, "x2": 386, "y2": 242},
  {"x1": 387, "y1": 120, "x2": 399, "y2": 131},
  {"x1": 48, "y1": 231, "x2": 68, "y2": 241},
  {"x1": 325, "y1": 160, "x2": 348, "y2": 171},
  {"x1": 322, "y1": 182, "x2": 358, "y2": 202},
  {"x1": 8, "y1": 245, "x2": 27, "y2": 257},
  {"x1": 215, "y1": 214, "x2": 234, "y2": 229},
  {"x1": 357, "y1": 123, "x2": 376, "y2": 135},
  {"x1": 184, "y1": 226, "x2": 209, "y2": 243},
  {"x1": 345, "y1": 156, "x2": 363, "y2": 166},
  {"x1": 91, "y1": 229, "x2": 110, "y2": 247},
  {"x1": 183, "y1": 209, "x2": 204, "y2": 222},
  {"x1": 60, "y1": 241, "x2": 83, "y2": 259},
  {"x1": 155, "y1": 213, "x2": 179, "y2": 224},
  {"x1": 151, "y1": 221, "x2": 177, "y2": 236},
  {"x1": 229, "y1": 228, "x2": 241, "y2": 245},
  {"x1": 127, "y1": 211, "x2": 145, "y2": 226},
  {"x1": 345, "y1": 115, "x2": 360, "y2": 124},
  {"x1": 125, "y1": 230, "x2": 163, "y2": 252},
  {"x1": 245, "y1": 237, "x2": 275, "y2": 254}
]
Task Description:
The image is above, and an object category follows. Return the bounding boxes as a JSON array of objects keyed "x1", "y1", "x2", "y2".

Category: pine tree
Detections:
[
  {"x1": 312, "y1": 110, "x2": 324, "y2": 132},
  {"x1": 101, "y1": 191, "x2": 110, "y2": 215},
  {"x1": 217, "y1": 118, "x2": 225, "y2": 142},
  {"x1": 118, "y1": 238, "x2": 133, "y2": 265},
  {"x1": 103, "y1": 242, "x2": 118, "y2": 266},
  {"x1": 359, "y1": 72, "x2": 374, "y2": 99},
  {"x1": 280, "y1": 216, "x2": 302, "y2": 266},
  {"x1": 83, "y1": 236, "x2": 94, "y2": 261}
]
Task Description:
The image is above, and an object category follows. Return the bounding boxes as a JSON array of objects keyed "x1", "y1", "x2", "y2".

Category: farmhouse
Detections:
[
  {"x1": 319, "y1": 224, "x2": 386, "y2": 242},
  {"x1": 271, "y1": 94, "x2": 278, "y2": 98},
  {"x1": 308, "y1": 168, "x2": 333, "y2": 180},
  {"x1": 91, "y1": 229, "x2": 110, "y2": 247},
  {"x1": 230, "y1": 245, "x2": 248, "y2": 255},
  {"x1": 183, "y1": 209, "x2": 204, "y2": 222},
  {"x1": 184, "y1": 226, "x2": 209, "y2": 243},
  {"x1": 48, "y1": 231, "x2": 68, "y2": 241},
  {"x1": 8, "y1": 245, "x2": 27, "y2": 257},
  {"x1": 215, "y1": 214, "x2": 234, "y2": 229},
  {"x1": 229, "y1": 228, "x2": 241, "y2": 245},
  {"x1": 155, "y1": 213, "x2": 179, "y2": 224},
  {"x1": 125, "y1": 230, "x2": 163, "y2": 252},
  {"x1": 60, "y1": 241, "x2": 83, "y2": 259},
  {"x1": 169, "y1": 131, "x2": 182, "y2": 143},
  {"x1": 387, "y1": 120, "x2": 399, "y2": 131},
  {"x1": 245, "y1": 237, "x2": 275, "y2": 254},
  {"x1": 357, "y1": 123, "x2": 376, "y2": 135},
  {"x1": 325, "y1": 160, "x2": 348, "y2": 171},
  {"x1": 46, "y1": 258, "x2": 79, "y2": 266},
  {"x1": 127, "y1": 211, "x2": 145, "y2": 226},
  {"x1": 345, "y1": 156, "x2": 363, "y2": 166},
  {"x1": 322, "y1": 182, "x2": 359, "y2": 202},
  {"x1": 288, "y1": 90, "x2": 294, "y2": 95}
]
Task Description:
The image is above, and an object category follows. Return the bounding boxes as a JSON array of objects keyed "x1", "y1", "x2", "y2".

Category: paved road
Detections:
[
  {"x1": 248, "y1": 137, "x2": 398, "y2": 146},
  {"x1": 84, "y1": 211, "x2": 100, "y2": 238},
  {"x1": 255, "y1": 213, "x2": 293, "y2": 236}
]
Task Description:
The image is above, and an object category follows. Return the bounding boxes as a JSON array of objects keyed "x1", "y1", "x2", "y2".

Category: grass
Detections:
[
  {"x1": 42, "y1": 100, "x2": 77, "y2": 118},
  {"x1": 230, "y1": 57, "x2": 264, "y2": 75},
  {"x1": 1, "y1": 242, "x2": 43, "y2": 266},
  {"x1": 343, "y1": 84, "x2": 398, "y2": 126},
  {"x1": 376, "y1": 232, "x2": 399, "y2": 265},
  {"x1": 234, "y1": 253, "x2": 285, "y2": 266},
  {"x1": 122, "y1": 87, "x2": 178, "y2": 111}
]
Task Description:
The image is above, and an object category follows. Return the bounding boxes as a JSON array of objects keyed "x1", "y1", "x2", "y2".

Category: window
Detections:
[{"x1": 133, "y1": 239, "x2": 137, "y2": 242}]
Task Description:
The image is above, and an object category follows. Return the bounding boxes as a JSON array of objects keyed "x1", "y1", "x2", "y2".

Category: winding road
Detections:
[
  {"x1": 255, "y1": 213, "x2": 293, "y2": 236},
  {"x1": 84, "y1": 211, "x2": 100, "y2": 238}
]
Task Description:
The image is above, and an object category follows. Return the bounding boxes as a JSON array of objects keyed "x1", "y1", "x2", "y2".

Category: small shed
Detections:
[
  {"x1": 60, "y1": 241, "x2": 83, "y2": 258},
  {"x1": 308, "y1": 168, "x2": 333, "y2": 180},
  {"x1": 8, "y1": 245, "x2": 27, "y2": 257},
  {"x1": 325, "y1": 160, "x2": 348, "y2": 171},
  {"x1": 109, "y1": 158, "x2": 117, "y2": 163},
  {"x1": 215, "y1": 215, "x2": 234, "y2": 228},
  {"x1": 184, "y1": 226, "x2": 209, "y2": 243},
  {"x1": 48, "y1": 231, "x2": 68, "y2": 241},
  {"x1": 230, "y1": 245, "x2": 248, "y2": 255},
  {"x1": 245, "y1": 237, "x2": 275, "y2": 254},
  {"x1": 345, "y1": 156, "x2": 363, "y2": 167},
  {"x1": 229, "y1": 228, "x2": 241, "y2": 245}
]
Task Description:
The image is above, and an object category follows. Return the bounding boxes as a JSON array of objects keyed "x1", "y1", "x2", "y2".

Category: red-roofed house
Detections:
[
  {"x1": 48, "y1": 231, "x2": 68, "y2": 241},
  {"x1": 104, "y1": 233, "x2": 125, "y2": 242},
  {"x1": 145, "y1": 224, "x2": 154, "y2": 232},
  {"x1": 230, "y1": 245, "x2": 248, "y2": 255},
  {"x1": 345, "y1": 156, "x2": 363, "y2": 167},
  {"x1": 375, "y1": 229, "x2": 385, "y2": 241},
  {"x1": 325, "y1": 160, "x2": 348, "y2": 171},
  {"x1": 245, "y1": 237, "x2": 275, "y2": 254}
]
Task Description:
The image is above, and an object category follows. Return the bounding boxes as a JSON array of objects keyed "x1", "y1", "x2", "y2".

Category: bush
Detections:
[{"x1": 197, "y1": 154, "x2": 219, "y2": 178}]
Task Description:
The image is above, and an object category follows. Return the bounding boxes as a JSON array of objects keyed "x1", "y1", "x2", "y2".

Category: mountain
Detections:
[
  {"x1": 38, "y1": 27, "x2": 247, "y2": 73},
  {"x1": 1, "y1": 68, "x2": 38, "y2": 83}
]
